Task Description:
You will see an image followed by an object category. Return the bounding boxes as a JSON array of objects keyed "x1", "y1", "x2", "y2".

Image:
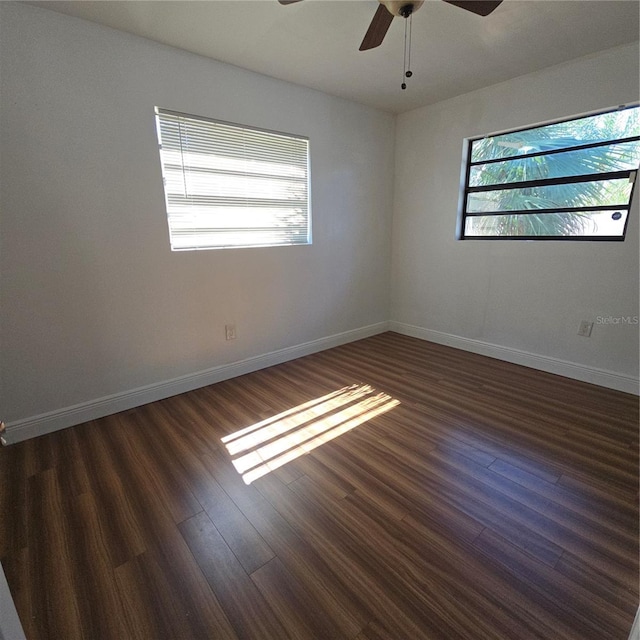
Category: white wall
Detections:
[
  {"x1": 391, "y1": 44, "x2": 640, "y2": 392},
  {"x1": 0, "y1": 3, "x2": 395, "y2": 438},
  {"x1": 1, "y1": 5, "x2": 638, "y2": 444}
]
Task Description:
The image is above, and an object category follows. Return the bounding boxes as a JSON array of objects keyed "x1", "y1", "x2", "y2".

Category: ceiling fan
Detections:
[{"x1": 277, "y1": 0, "x2": 503, "y2": 51}]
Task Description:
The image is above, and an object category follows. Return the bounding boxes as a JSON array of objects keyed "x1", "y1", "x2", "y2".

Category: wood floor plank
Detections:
[
  {"x1": 345, "y1": 486, "x2": 586, "y2": 640},
  {"x1": 251, "y1": 557, "x2": 352, "y2": 640},
  {"x1": 0, "y1": 442, "x2": 28, "y2": 558},
  {"x1": 158, "y1": 393, "x2": 226, "y2": 457},
  {"x1": 62, "y1": 491, "x2": 130, "y2": 640},
  {"x1": 252, "y1": 476, "x2": 430, "y2": 637},
  {"x1": 355, "y1": 620, "x2": 409, "y2": 640},
  {"x1": 473, "y1": 527, "x2": 631, "y2": 640},
  {"x1": 74, "y1": 418, "x2": 147, "y2": 568},
  {"x1": 179, "y1": 511, "x2": 290, "y2": 640},
  {"x1": 140, "y1": 398, "x2": 277, "y2": 575},
  {"x1": 1, "y1": 332, "x2": 637, "y2": 640},
  {"x1": 311, "y1": 444, "x2": 411, "y2": 521},
  {"x1": 118, "y1": 406, "x2": 204, "y2": 525},
  {"x1": 428, "y1": 445, "x2": 637, "y2": 566},
  {"x1": 289, "y1": 454, "x2": 355, "y2": 499},
  {"x1": 201, "y1": 450, "x2": 369, "y2": 638},
  {"x1": 383, "y1": 398, "x2": 566, "y2": 485},
  {"x1": 114, "y1": 546, "x2": 238, "y2": 640},
  {"x1": 557, "y1": 469, "x2": 638, "y2": 505},
  {"x1": 277, "y1": 472, "x2": 558, "y2": 640},
  {"x1": 179, "y1": 453, "x2": 275, "y2": 574},
  {"x1": 554, "y1": 549, "x2": 639, "y2": 615},
  {"x1": 330, "y1": 431, "x2": 565, "y2": 567},
  {"x1": 332, "y1": 434, "x2": 486, "y2": 544},
  {"x1": 25, "y1": 468, "x2": 84, "y2": 640},
  {"x1": 488, "y1": 457, "x2": 638, "y2": 535},
  {"x1": 38, "y1": 425, "x2": 92, "y2": 499}
]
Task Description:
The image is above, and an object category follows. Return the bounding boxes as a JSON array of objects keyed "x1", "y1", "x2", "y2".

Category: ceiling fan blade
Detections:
[
  {"x1": 443, "y1": 0, "x2": 503, "y2": 17},
  {"x1": 359, "y1": 4, "x2": 395, "y2": 51},
  {"x1": 278, "y1": 0, "x2": 304, "y2": 4}
]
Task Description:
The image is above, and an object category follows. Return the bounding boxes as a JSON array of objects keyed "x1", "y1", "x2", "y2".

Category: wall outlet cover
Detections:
[{"x1": 578, "y1": 320, "x2": 593, "y2": 337}]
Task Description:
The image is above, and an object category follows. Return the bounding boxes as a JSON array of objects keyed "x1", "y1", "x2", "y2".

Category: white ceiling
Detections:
[{"x1": 29, "y1": 0, "x2": 640, "y2": 113}]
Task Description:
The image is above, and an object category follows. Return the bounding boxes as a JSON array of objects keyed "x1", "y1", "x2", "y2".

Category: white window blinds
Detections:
[{"x1": 155, "y1": 108, "x2": 311, "y2": 250}]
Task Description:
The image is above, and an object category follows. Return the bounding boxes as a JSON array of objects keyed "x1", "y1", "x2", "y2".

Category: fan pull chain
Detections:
[
  {"x1": 401, "y1": 14, "x2": 413, "y2": 90},
  {"x1": 407, "y1": 13, "x2": 413, "y2": 77},
  {"x1": 401, "y1": 18, "x2": 407, "y2": 89}
]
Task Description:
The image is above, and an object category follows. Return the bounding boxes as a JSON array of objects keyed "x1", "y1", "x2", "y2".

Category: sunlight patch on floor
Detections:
[{"x1": 222, "y1": 384, "x2": 399, "y2": 484}]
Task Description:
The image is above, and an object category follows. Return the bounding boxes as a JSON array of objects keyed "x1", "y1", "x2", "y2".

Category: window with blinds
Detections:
[{"x1": 155, "y1": 108, "x2": 311, "y2": 250}]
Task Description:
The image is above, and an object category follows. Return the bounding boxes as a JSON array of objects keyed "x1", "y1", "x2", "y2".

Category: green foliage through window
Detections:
[{"x1": 458, "y1": 105, "x2": 640, "y2": 240}]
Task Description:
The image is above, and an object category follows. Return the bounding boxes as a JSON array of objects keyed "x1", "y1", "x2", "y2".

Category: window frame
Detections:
[
  {"x1": 457, "y1": 104, "x2": 640, "y2": 241},
  {"x1": 155, "y1": 107, "x2": 311, "y2": 251}
]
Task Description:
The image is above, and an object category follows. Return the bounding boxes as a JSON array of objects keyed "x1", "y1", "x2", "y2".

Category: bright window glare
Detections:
[
  {"x1": 222, "y1": 384, "x2": 400, "y2": 484},
  {"x1": 155, "y1": 108, "x2": 310, "y2": 250}
]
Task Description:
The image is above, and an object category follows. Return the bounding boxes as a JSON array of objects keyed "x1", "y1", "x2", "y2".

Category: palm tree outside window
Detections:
[{"x1": 458, "y1": 104, "x2": 640, "y2": 240}]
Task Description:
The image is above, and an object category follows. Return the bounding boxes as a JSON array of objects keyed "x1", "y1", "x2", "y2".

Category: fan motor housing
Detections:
[{"x1": 380, "y1": 0, "x2": 424, "y2": 17}]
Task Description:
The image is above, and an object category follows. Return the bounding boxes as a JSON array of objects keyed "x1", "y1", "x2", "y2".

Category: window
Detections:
[
  {"x1": 155, "y1": 108, "x2": 310, "y2": 250},
  {"x1": 458, "y1": 105, "x2": 640, "y2": 240}
]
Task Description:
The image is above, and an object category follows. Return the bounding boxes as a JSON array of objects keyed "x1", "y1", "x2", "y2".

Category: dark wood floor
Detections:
[{"x1": 1, "y1": 332, "x2": 638, "y2": 640}]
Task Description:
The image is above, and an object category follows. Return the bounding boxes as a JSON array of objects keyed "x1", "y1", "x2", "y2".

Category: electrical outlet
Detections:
[
  {"x1": 577, "y1": 320, "x2": 593, "y2": 337},
  {"x1": 225, "y1": 324, "x2": 236, "y2": 341}
]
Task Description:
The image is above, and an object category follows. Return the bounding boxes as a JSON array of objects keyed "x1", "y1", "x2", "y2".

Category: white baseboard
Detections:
[
  {"x1": 3, "y1": 322, "x2": 389, "y2": 445},
  {"x1": 389, "y1": 321, "x2": 639, "y2": 396}
]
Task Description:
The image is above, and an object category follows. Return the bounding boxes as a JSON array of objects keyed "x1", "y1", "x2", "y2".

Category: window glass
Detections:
[
  {"x1": 459, "y1": 105, "x2": 639, "y2": 240},
  {"x1": 155, "y1": 109, "x2": 310, "y2": 250}
]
